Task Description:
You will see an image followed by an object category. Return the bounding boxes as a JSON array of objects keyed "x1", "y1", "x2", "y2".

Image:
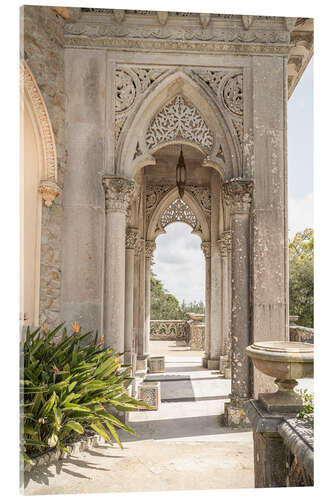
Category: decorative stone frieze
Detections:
[
  {"x1": 186, "y1": 186, "x2": 211, "y2": 217},
  {"x1": 222, "y1": 178, "x2": 253, "y2": 214},
  {"x1": 201, "y1": 241, "x2": 211, "y2": 259},
  {"x1": 146, "y1": 95, "x2": 214, "y2": 152},
  {"x1": 113, "y1": 9, "x2": 125, "y2": 24},
  {"x1": 146, "y1": 184, "x2": 173, "y2": 221},
  {"x1": 102, "y1": 176, "x2": 135, "y2": 213},
  {"x1": 199, "y1": 13, "x2": 211, "y2": 28},
  {"x1": 150, "y1": 320, "x2": 189, "y2": 340},
  {"x1": 242, "y1": 15, "x2": 254, "y2": 30},
  {"x1": 145, "y1": 240, "x2": 156, "y2": 259},
  {"x1": 157, "y1": 11, "x2": 168, "y2": 25},
  {"x1": 217, "y1": 230, "x2": 232, "y2": 257},
  {"x1": 125, "y1": 228, "x2": 138, "y2": 249}
]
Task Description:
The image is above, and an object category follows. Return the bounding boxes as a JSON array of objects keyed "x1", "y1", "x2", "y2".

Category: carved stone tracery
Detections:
[
  {"x1": 161, "y1": 198, "x2": 199, "y2": 231},
  {"x1": 201, "y1": 241, "x2": 211, "y2": 259},
  {"x1": 223, "y1": 74, "x2": 243, "y2": 115},
  {"x1": 145, "y1": 240, "x2": 156, "y2": 259},
  {"x1": 146, "y1": 95, "x2": 213, "y2": 152},
  {"x1": 217, "y1": 230, "x2": 232, "y2": 258},
  {"x1": 125, "y1": 228, "x2": 138, "y2": 249}
]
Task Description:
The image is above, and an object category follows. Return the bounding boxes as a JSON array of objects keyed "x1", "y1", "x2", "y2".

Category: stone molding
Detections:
[
  {"x1": 22, "y1": 62, "x2": 61, "y2": 207},
  {"x1": 146, "y1": 95, "x2": 214, "y2": 153},
  {"x1": 145, "y1": 240, "x2": 156, "y2": 259},
  {"x1": 201, "y1": 241, "x2": 211, "y2": 259},
  {"x1": 125, "y1": 228, "x2": 138, "y2": 249},
  {"x1": 217, "y1": 230, "x2": 232, "y2": 257},
  {"x1": 102, "y1": 176, "x2": 135, "y2": 213},
  {"x1": 222, "y1": 178, "x2": 253, "y2": 214}
]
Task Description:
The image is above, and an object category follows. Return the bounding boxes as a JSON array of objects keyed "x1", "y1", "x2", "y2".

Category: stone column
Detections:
[
  {"x1": 222, "y1": 178, "x2": 253, "y2": 426},
  {"x1": 217, "y1": 230, "x2": 232, "y2": 356},
  {"x1": 124, "y1": 228, "x2": 138, "y2": 365},
  {"x1": 201, "y1": 241, "x2": 211, "y2": 368},
  {"x1": 135, "y1": 238, "x2": 147, "y2": 371},
  {"x1": 145, "y1": 240, "x2": 156, "y2": 356},
  {"x1": 102, "y1": 176, "x2": 135, "y2": 356}
]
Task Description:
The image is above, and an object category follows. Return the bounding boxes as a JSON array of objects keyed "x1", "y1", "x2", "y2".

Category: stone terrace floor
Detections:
[{"x1": 23, "y1": 342, "x2": 313, "y2": 495}]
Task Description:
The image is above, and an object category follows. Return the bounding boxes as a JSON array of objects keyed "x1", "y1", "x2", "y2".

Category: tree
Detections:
[{"x1": 289, "y1": 228, "x2": 314, "y2": 328}]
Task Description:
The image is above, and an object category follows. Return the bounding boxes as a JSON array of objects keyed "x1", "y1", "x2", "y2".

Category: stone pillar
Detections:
[
  {"x1": 135, "y1": 238, "x2": 147, "y2": 371},
  {"x1": 124, "y1": 228, "x2": 138, "y2": 365},
  {"x1": 217, "y1": 230, "x2": 232, "y2": 356},
  {"x1": 102, "y1": 176, "x2": 135, "y2": 356},
  {"x1": 145, "y1": 241, "x2": 156, "y2": 356},
  {"x1": 201, "y1": 241, "x2": 211, "y2": 368},
  {"x1": 222, "y1": 179, "x2": 253, "y2": 426}
]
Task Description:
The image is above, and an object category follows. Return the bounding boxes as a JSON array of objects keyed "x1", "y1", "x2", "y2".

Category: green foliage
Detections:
[
  {"x1": 21, "y1": 324, "x2": 149, "y2": 463},
  {"x1": 150, "y1": 271, "x2": 205, "y2": 320},
  {"x1": 289, "y1": 228, "x2": 314, "y2": 328},
  {"x1": 297, "y1": 389, "x2": 314, "y2": 425}
]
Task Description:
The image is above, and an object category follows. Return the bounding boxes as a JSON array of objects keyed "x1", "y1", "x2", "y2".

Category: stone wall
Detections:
[
  {"x1": 150, "y1": 320, "x2": 189, "y2": 341},
  {"x1": 289, "y1": 326, "x2": 314, "y2": 344},
  {"x1": 22, "y1": 6, "x2": 66, "y2": 326}
]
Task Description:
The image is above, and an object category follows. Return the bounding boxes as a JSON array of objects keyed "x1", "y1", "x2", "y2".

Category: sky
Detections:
[{"x1": 153, "y1": 59, "x2": 314, "y2": 305}]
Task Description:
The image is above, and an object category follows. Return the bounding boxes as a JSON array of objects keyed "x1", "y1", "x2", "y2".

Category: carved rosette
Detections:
[
  {"x1": 125, "y1": 228, "x2": 138, "y2": 250},
  {"x1": 201, "y1": 241, "x2": 211, "y2": 259},
  {"x1": 217, "y1": 230, "x2": 232, "y2": 258},
  {"x1": 223, "y1": 74, "x2": 243, "y2": 115},
  {"x1": 145, "y1": 240, "x2": 156, "y2": 260},
  {"x1": 222, "y1": 179, "x2": 253, "y2": 214},
  {"x1": 102, "y1": 176, "x2": 135, "y2": 213},
  {"x1": 135, "y1": 238, "x2": 145, "y2": 257}
]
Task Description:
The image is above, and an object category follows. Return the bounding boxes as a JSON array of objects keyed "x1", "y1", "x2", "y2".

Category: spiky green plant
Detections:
[{"x1": 21, "y1": 323, "x2": 148, "y2": 464}]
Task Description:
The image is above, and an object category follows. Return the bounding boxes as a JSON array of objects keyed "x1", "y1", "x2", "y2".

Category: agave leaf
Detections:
[
  {"x1": 39, "y1": 391, "x2": 56, "y2": 416},
  {"x1": 64, "y1": 421, "x2": 84, "y2": 434},
  {"x1": 104, "y1": 421, "x2": 122, "y2": 449},
  {"x1": 90, "y1": 422, "x2": 111, "y2": 443}
]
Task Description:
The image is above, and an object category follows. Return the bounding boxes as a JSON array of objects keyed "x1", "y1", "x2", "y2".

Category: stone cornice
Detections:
[
  {"x1": 222, "y1": 178, "x2": 253, "y2": 214},
  {"x1": 102, "y1": 176, "x2": 135, "y2": 213}
]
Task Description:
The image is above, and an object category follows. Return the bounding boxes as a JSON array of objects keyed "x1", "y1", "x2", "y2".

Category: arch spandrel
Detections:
[
  {"x1": 147, "y1": 186, "x2": 210, "y2": 242},
  {"x1": 117, "y1": 70, "x2": 240, "y2": 180}
]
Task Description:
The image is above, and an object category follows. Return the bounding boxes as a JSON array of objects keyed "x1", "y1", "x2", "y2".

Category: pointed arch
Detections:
[
  {"x1": 147, "y1": 186, "x2": 210, "y2": 242},
  {"x1": 117, "y1": 69, "x2": 240, "y2": 180}
]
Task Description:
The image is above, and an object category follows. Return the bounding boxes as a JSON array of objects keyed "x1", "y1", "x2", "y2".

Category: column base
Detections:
[
  {"x1": 202, "y1": 357, "x2": 220, "y2": 370},
  {"x1": 223, "y1": 398, "x2": 251, "y2": 427},
  {"x1": 136, "y1": 355, "x2": 149, "y2": 372}
]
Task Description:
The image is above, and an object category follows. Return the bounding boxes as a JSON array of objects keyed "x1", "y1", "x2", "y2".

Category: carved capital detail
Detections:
[
  {"x1": 201, "y1": 241, "x2": 211, "y2": 259},
  {"x1": 39, "y1": 180, "x2": 61, "y2": 207},
  {"x1": 126, "y1": 228, "x2": 138, "y2": 249},
  {"x1": 145, "y1": 240, "x2": 156, "y2": 259},
  {"x1": 217, "y1": 230, "x2": 232, "y2": 258},
  {"x1": 222, "y1": 178, "x2": 253, "y2": 214},
  {"x1": 135, "y1": 238, "x2": 145, "y2": 257},
  {"x1": 102, "y1": 176, "x2": 135, "y2": 213}
]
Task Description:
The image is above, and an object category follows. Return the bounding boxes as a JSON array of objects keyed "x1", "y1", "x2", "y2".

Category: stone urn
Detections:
[
  {"x1": 246, "y1": 341, "x2": 314, "y2": 413},
  {"x1": 187, "y1": 313, "x2": 204, "y2": 324}
]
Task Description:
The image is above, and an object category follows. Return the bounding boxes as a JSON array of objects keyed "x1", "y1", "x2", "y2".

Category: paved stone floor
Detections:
[{"x1": 22, "y1": 343, "x2": 313, "y2": 495}]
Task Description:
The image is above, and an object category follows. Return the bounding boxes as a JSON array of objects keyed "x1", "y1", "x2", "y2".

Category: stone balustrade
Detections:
[
  {"x1": 150, "y1": 320, "x2": 190, "y2": 341},
  {"x1": 289, "y1": 325, "x2": 314, "y2": 344}
]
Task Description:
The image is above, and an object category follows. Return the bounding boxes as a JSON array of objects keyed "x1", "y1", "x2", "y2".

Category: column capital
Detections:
[
  {"x1": 217, "y1": 230, "x2": 232, "y2": 258},
  {"x1": 125, "y1": 227, "x2": 139, "y2": 250},
  {"x1": 145, "y1": 240, "x2": 156, "y2": 259},
  {"x1": 222, "y1": 178, "x2": 253, "y2": 214},
  {"x1": 135, "y1": 238, "x2": 145, "y2": 257},
  {"x1": 201, "y1": 241, "x2": 211, "y2": 259},
  {"x1": 102, "y1": 176, "x2": 135, "y2": 213}
]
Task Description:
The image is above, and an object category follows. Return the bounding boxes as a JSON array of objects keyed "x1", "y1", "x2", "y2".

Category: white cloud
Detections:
[
  {"x1": 288, "y1": 192, "x2": 314, "y2": 239},
  {"x1": 153, "y1": 223, "x2": 205, "y2": 304}
]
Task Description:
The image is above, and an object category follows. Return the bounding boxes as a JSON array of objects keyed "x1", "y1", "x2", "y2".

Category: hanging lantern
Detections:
[{"x1": 176, "y1": 146, "x2": 187, "y2": 198}]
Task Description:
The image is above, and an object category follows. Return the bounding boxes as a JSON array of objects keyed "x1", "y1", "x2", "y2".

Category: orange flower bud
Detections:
[{"x1": 72, "y1": 321, "x2": 81, "y2": 333}]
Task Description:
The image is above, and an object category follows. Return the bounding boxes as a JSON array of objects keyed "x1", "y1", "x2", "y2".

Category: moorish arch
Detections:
[
  {"x1": 116, "y1": 70, "x2": 241, "y2": 180},
  {"x1": 20, "y1": 62, "x2": 61, "y2": 326}
]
